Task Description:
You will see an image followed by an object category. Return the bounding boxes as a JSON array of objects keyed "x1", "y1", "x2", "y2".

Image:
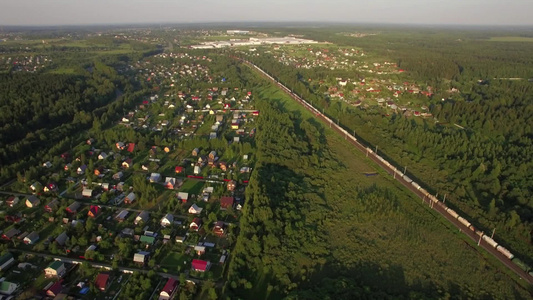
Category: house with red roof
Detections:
[
  {"x1": 127, "y1": 143, "x2": 136, "y2": 153},
  {"x1": 159, "y1": 278, "x2": 178, "y2": 300},
  {"x1": 88, "y1": 205, "x2": 100, "y2": 218},
  {"x1": 191, "y1": 259, "x2": 211, "y2": 272},
  {"x1": 190, "y1": 218, "x2": 203, "y2": 231},
  {"x1": 220, "y1": 197, "x2": 234, "y2": 210},
  {"x1": 175, "y1": 166, "x2": 184, "y2": 174},
  {"x1": 46, "y1": 280, "x2": 63, "y2": 297},
  {"x1": 95, "y1": 273, "x2": 110, "y2": 291}
]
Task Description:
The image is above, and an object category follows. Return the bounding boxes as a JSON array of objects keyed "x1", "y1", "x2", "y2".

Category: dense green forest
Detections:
[
  {"x1": 0, "y1": 54, "x2": 152, "y2": 182},
  {"x1": 224, "y1": 76, "x2": 531, "y2": 299},
  {"x1": 236, "y1": 30, "x2": 533, "y2": 267}
]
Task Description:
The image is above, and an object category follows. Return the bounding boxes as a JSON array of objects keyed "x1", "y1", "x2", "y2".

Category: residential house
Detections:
[
  {"x1": 45, "y1": 261, "x2": 66, "y2": 278},
  {"x1": 122, "y1": 158, "x2": 133, "y2": 169},
  {"x1": 177, "y1": 192, "x2": 189, "y2": 203},
  {"x1": 113, "y1": 171, "x2": 123, "y2": 181},
  {"x1": 227, "y1": 180, "x2": 236, "y2": 191},
  {"x1": 164, "y1": 177, "x2": 179, "y2": 189},
  {"x1": 29, "y1": 181, "x2": 42, "y2": 192},
  {"x1": 64, "y1": 163, "x2": 72, "y2": 171},
  {"x1": 94, "y1": 167, "x2": 104, "y2": 176},
  {"x1": 188, "y1": 204, "x2": 203, "y2": 215},
  {"x1": 55, "y1": 232, "x2": 69, "y2": 246},
  {"x1": 125, "y1": 192, "x2": 136, "y2": 204},
  {"x1": 190, "y1": 218, "x2": 203, "y2": 231},
  {"x1": 133, "y1": 251, "x2": 150, "y2": 265},
  {"x1": 101, "y1": 183, "x2": 110, "y2": 191},
  {"x1": 160, "y1": 213, "x2": 174, "y2": 227},
  {"x1": 95, "y1": 273, "x2": 110, "y2": 291},
  {"x1": 116, "y1": 210, "x2": 129, "y2": 222},
  {"x1": 43, "y1": 161, "x2": 53, "y2": 168},
  {"x1": 159, "y1": 278, "x2": 178, "y2": 300},
  {"x1": 44, "y1": 199, "x2": 59, "y2": 213},
  {"x1": 98, "y1": 152, "x2": 108, "y2": 160},
  {"x1": 116, "y1": 142, "x2": 125, "y2": 150},
  {"x1": 208, "y1": 151, "x2": 217, "y2": 160},
  {"x1": 149, "y1": 173, "x2": 161, "y2": 183},
  {"x1": 175, "y1": 235, "x2": 186, "y2": 243},
  {"x1": 0, "y1": 252, "x2": 15, "y2": 271},
  {"x1": 46, "y1": 280, "x2": 63, "y2": 297},
  {"x1": 26, "y1": 195, "x2": 40, "y2": 208},
  {"x1": 218, "y1": 161, "x2": 228, "y2": 172},
  {"x1": 0, "y1": 280, "x2": 18, "y2": 295},
  {"x1": 87, "y1": 138, "x2": 95, "y2": 145},
  {"x1": 220, "y1": 197, "x2": 234, "y2": 210},
  {"x1": 1, "y1": 229, "x2": 20, "y2": 240},
  {"x1": 174, "y1": 166, "x2": 184, "y2": 174},
  {"x1": 194, "y1": 165, "x2": 201, "y2": 175},
  {"x1": 23, "y1": 231, "x2": 39, "y2": 245},
  {"x1": 214, "y1": 221, "x2": 226, "y2": 236},
  {"x1": 44, "y1": 183, "x2": 58, "y2": 193},
  {"x1": 135, "y1": 211, "x2": 149, "y2": 225},
  {"x1": 88, "y1": 205, "x2": 100, "y2": 218},
  {"x1": 194, "y1": 245, "x2": 206, "y2": 255},
  {"x1": 127, "y1": 143, "x2": 136, "y2": 153},
  {"x1": 192, "y1": 148, "x2": 200, "y2": 156},
  {"x1": 66, "y1": 202, "x2": 81, "y2": 214},
  {"x1": 82, "y1": 189, "x2": 94, "y2": 198},
  {"x1": 6, "y1": 196, "x2": 19, "y2": 207},
  {"x1": 140, "y1": 235, "x2": 155, "y2": 245},
  {"x1": 191, "y1": 259, "x2": 210, "y2": 272},
  {"x1": 77, "y1": 165, "x2": 87, "y2": 175}
]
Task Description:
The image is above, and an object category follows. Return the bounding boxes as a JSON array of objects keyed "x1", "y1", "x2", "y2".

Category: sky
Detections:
[{"x1": 0, "y1": 0, "x2": 532, "y2": 26}]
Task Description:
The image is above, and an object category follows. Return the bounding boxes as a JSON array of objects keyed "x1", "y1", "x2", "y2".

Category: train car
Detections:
[
  {"x1": 411, "y1": 182, "x2": 421, "y2": 190},
  {"x1": 428, "y1": 195, "x2": 439, "y2": 203},
  {"x1": 366, "y1": 147, "x2": 373, "y2": 154},
  {"x1": 436, "y1": 201, "x2": 446, "y2": 209},
  {"x1": 445, "y1": 208, "x2": 459, "y2": 219},
  {"x1": 496, "y1": 245, "x2": 514, "y2": 260},
  {"x1": 511, "y1": 258, "x2": 531, "y2": 273},
  {"x1": 457, "y1": 216, "x2": 471, "y2": 228},
  {"x1": 482, "y1": 235, "x2": 498, "y2": 248},
  {"x1": 418, "y1": 188, "x2": 429, "y2": 197},
  {"x1": 403, "y1": 175, "x2": 413, "y2": 183},
  {"x1": 394, "y1": 168, "x2": 403, "y2": 178}
]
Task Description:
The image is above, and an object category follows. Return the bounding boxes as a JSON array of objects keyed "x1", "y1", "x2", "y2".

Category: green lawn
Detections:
[
  {"x1": 180, "y1": 179, "x2": 205, "y2": 196},
  {"x1": 159, "y1": 252, "x2": 189, "y2": 273}
]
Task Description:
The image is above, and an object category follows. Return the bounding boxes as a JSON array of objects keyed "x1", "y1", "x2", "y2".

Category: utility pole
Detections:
[
  {"x1": 443, "y1": 194, "x2": 447, "y2": 204},
  {"x1": 404, "y1": 166, "x2": 407, "y2": 174},
  {"x1": 375, "y1": 145, "x2": 378, "y2": 153},
  {"x1": 366, "y1": 148, "x2": 369, "y2": 157},
  {"x1": 478, "y1": 232, "x2": 483, "y2": 246},
  {"x1": 491, "y1": 228, "x2": 496, "y2": 239}
]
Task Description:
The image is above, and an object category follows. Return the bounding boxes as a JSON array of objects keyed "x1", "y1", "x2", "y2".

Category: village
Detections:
[
  {"x1": 0, "y1": 50, "x2": 258, "y2": 299},
  {"x1": 239, "y1": 44, "x2": 436, "y2": 118}
]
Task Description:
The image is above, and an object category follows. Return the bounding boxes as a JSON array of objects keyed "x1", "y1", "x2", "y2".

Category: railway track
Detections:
[{"x1": 236, "y1": 57, "x2": 533, "y2": 285}]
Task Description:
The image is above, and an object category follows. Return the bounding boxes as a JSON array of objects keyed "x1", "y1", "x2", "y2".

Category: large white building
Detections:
[{"x1": 190, "y1": 36, "x2": 319, "y2": 49}]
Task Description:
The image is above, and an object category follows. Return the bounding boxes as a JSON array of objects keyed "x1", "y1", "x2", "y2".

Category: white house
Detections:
[
  {"x1": 160, "y1": 213, "x2": 174, "y2": 227},
  {"x1": 188, "y1": 204, "x2": 203, "y2": 215}
]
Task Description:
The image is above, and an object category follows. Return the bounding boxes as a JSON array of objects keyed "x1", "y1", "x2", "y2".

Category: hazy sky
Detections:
[{"x1": 1, "y1": 0, "x2": 532, "y2": 26}]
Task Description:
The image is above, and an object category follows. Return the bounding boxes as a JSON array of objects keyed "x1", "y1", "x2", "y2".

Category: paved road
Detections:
[{"x1": 239, "y1": 57, "x2": 533, "y2": 285}]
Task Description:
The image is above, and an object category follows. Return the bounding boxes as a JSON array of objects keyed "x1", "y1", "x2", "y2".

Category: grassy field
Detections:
[
  {"x1": 488, "y1": 36, "x2": 533, "y2": 42},
  {"x1": 230, "y1": 66, "x2": 532, "y2": 299}
]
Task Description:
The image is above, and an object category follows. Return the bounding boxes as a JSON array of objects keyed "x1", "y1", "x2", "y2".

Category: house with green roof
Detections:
[
  {"x1": 0, "y1": 281, "x2": 18, "y2": 295},
  {"x1": 0, "y1": 252, "x2": 15, "y2": 271},
  {"x1": 44, "y1": 261, "x2": 66, "y2": 278},
  {"x1": 139, "y1": 235, "x2": 155, "y2": 245}
]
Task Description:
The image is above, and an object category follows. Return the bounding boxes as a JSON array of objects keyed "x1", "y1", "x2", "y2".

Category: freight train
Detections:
[{"x1": 242, "y1": 57, "x2": 533, "y2": 277}]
